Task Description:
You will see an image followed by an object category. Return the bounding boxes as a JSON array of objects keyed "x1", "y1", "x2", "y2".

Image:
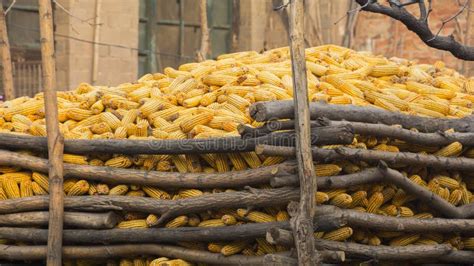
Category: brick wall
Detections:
[
  {"x1": 55, "y1": 0, "x2": 139, "y2": 91},
  {"x1": 353, "y1": 1, "x2": 474, "y2": 75}
]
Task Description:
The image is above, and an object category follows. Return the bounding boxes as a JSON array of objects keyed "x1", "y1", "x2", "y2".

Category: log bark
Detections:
[
  {"x1": 266, "y1": 228, "x2": 454, "y2": 261},
  {"x1": 197, "y1": 0, "x2": 210, "y2": 61},
  {"x1": 0, "y1": 149, "x2": 296, "y2": 189},
  {"x1": 0, "y1": 214, "x2": 344, "y2": 244},
  {"x1": 38, "y1": 0, "x2": 64, "y2": 264},
  {"x1": 262, "y1": 254, "x2": 298, "y2": 265},
  {"x1": 0, "y1": 211, "x2": 120, "y2": 229},
  {"x1": 287, "y1": 0, "x2": 319, "y2": 264},
  {"x1": 0, "y1": 125, "x2": 353, "y2": 154},
  {"x1": 0, "y1": 244, "x2": 344, "y2": 264},
  {"x1": 256, "y1": 145, "x2": 474, "y2": 171},
  {"x1": 249, "y1": 101, "x2": 474, "y2": 132},
  {"x1": 317, "y1": 205, "x2": 474, "y2": 233},
  {"x1": 0, "y1": 188, "x2": 300, "y2": 217},
  {"x1": 0, "y1": 2, "x2": 14, "y2": 100},
  {"x1": 245, "y1": 119, "x2": 474, "y2": 146},
  {"x1": 271, "y1": 167, "x2": 381, "y2": 188},
  {"x1": 0, "y1": 244, "x2": 265, "y2": 264}
]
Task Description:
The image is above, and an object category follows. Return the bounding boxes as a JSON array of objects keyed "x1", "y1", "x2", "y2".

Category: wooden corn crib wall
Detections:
[{"x1": 0, "y1": 101, "x2": 473, "y2": 264}]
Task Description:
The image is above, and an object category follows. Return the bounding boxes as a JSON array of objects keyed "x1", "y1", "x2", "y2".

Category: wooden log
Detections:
[
  {"x1": 197, "y1": 0, "x2": 210, "y2": 61},
  {"x1": 249, "y1": 101, "x2": 474, "y2": 132},
  {"x1": 0, "y1": 244, "x2": 264, "y2": 264},
  {"x1": 0, "y1": 214, "x2": 345, "y2": 244},
  {"x1": 271, "y1": 167, "x2": 381, "y2": 188},
  {"x1": 0, "y1": 188, "x2": 300, "y2": 216},
  {"x1": 0, "y1": 211, "x2": 120, "y2": 229},
  {"x1": 266, "y1": 228, "x2": 454, "y2": 261},
  {"x1": 256, "y1": 145, "x2": 474, "y2": 171},
  {"x1": 38, "y1": 0, "x2": 64, "y2": 264},
  {"x1": 262, "y1": 254, "x2": 298, "y2": 265},
  {"x1": 317, "y1": 205, "x2": 474, "y2": 233},
  {"x1": 0, "y1": 149, "x2": 296, "y2": 189},
  {"x1": 0, "y1": 125, "x2": 353, "y2": 154},
  {"x1": 0, "y1": 1, "x2": 14, "y2": 100},
  {"x1": 244, "y1": 119, "x2": 474, "y2": 146},
  {"x1": 0, "y1": 244, "x2": 344, "y2": 264},
  {"x1": 286, "y1": 0, "x2": 319, "y2": 264}
]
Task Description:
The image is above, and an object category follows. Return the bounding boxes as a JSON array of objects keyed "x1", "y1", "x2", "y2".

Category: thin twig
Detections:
[
  {"x1": 428, "y1": 0, "x2": 470, "y2": 41},
  {"x1": 52, "y1": 0, "x2": 100, "y2": 26}
]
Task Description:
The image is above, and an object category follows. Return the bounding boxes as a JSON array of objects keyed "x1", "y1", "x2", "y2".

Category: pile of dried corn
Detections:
[{"x1": 0, "y1": 44, "x2": 474, "y2": 264}]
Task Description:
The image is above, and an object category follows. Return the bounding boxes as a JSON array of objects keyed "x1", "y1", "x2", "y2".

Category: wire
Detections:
[
  {"x1": 4, "y1": 0, "x2": 17, "y2": 15},
  {"x1": 8, "y1": 23, "x2": 194, "y2": 60},
  {"x1": 52, "y1": 0, "x2": 99, "y2": 26}
]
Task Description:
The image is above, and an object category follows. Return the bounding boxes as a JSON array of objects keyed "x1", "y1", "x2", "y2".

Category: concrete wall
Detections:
[{"x1": 55, "y1": 0, "x2": 139, "y2": 91}]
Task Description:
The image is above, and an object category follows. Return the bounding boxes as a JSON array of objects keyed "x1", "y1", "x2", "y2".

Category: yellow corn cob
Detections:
[
  {"x1": 237, "y1": 209, "x2": 276, "y2": 223},
  {"x1": 207, "y1": 243, "x2": 224, "y2": 253},
  {"x1": 3, "y1": 178, "x2": 20, "y2": 199},
  {"x1": 67, "y1": 180, "x2": 90, "y2": 196},
  {"x1": 325, "y1": 188, "x2": 346, "y2": 199},
  {"x1": 323, "y1": 227, "x2": 353, "y2": 241},
  {"x1": 145, "y1": 214, "x2": 160, "y2": 227},
  {"x1": 165, "y1": 215, "x2": 188, "y2": 228},
  {"x1": 19, "y1": 179, "x2": 33, "y2": 198},
  {"x1": 315, "y1": 164, "x2": 342, "y2": 176},
  {"x1": 221, "y1": 241, "x2": 248, "y2": 256},
  {"x1": 275, "y1": 210, "x2": 290, "y2": 221},
  {"x1": 256, "y1": 71, "x2": 282, "y2": 86},
  {"x1": 227, "y1": 153, "x2": 247, "y2": 171},
  {"x1": 105, "y1": 156, "x2": 133, "y2": 168},
  {"x1": 370, "y1": 64, "x2": 400, "y2": 77},
  {"x1": 143, "y1": 186, "x2": 171, "y2": 199},
  {"x1": 198, "y1": 219, "x2": 226, "y2": 227},
  {"x1": 350, "y1": 191, "x2": 367, "y2": 208},
  {"x1": 117, "y1": 219, "x2": 148, "y2": 229},
  {"x1": 434, "y1": 142, "x2": 462, "y2": 157},
  {"x1": 398, "y1": 206, "x2": 414, "y2": 217},
  {"x1": 32, "y1": 172, "x2": 49, "y2": 192},
  {"x1": 389, "y1": 234, "x2": 420, "y2": 246},
  {"x1": 368, "y1": 234, "x2": 382, "y2": 246},
  {"x1": 63, "y1": 154, "x2": 88, "y2": 165},
  {"x1": 330, "y1": 193, "x2": 353, "y2": 208},
  {"x1": 367, "y1": 192, "x2": 384, "y2": 213},
  {"x1": 240, "y1": 152, "x2": 262, "y2": 169},
  {"x1": 178, "y1": 189, "x2": 203, "y2": 198},
  {"x1": 382, "y1": 204, "x2": 398, "y2": 216},
  {"x1": 100, "y1": 112, "x2": 122, "y2": 130},
  {"x1": 180, "y1": 112, "x2": 213, "y2": 133},
  {"x1": 221, "y1": 214, "x2": 237, "y2": 225},
  {"x1": 324, "y1": 75, "x2": 364, "y2": 99},
  {"x1": 203, "y1": 74, "x2": 237, "y2": 86},
  {"x1": 434, "y1": 175, "x2": 460, "y2": 189},
  {"x1": 31, "y1": 181, "x2": 47, "y2": 195},
  {"x1": 109, "y1": 185, "x2": 129, "y2": 196}
]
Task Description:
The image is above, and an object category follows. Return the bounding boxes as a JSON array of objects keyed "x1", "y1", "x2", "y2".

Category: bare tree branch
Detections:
[{"x1": 355, "y1": 0, "x2": 474, "y2": 60}]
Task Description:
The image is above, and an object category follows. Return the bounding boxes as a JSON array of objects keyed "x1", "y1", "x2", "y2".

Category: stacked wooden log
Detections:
[{"x1": 0, "y1": 44, "x2": 474, "y2": 264}]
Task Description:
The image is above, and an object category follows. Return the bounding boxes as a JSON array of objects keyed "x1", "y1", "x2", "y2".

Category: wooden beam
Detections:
[
  {"x1": 38, "y1": 0, "x2": 64, "y2": 265},
  {"x1": 145, "y1": 0, "x2": 157, "y2": 73},
  {"x1": 0, "y1": 2, "x2": 14, "y2": 100},
  {"x1": 287, "y1": 0, "x2": 319, "y2": 264},
  {"x1": 197, "y1": 0, "x2": 210, "y2": 61}
]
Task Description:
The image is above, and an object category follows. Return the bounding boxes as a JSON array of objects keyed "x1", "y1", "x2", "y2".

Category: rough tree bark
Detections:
[
  {"x1": 38, "y1": 0, "x2": 64, "y2": 265},
  {"x1": 0, "y1": 2, "x2": 14, "y2": 100}
]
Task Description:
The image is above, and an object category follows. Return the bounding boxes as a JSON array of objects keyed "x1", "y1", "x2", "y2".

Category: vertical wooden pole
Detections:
[
  {"x1": 231, "y1": 0, "x2": 239, "y2": 52},
  {"x1": 145, "y1": 0, "x2": 158, "y2": 73},
  {"x1": 287, "y1": 0, "x2": 319, "y2": 264},
  {"x1": 38, "y1": 0, "x2": 64, "y2": 265},
  {"x1": 91, "y1": 0, "x2": 102, "y2": 85},
  {"x1": 0, "y1": 2, "x2": 14, "y2": 100},
  {"x1": 178, "y1": 0, "x2": 184, "y2": 60},
  {"x1": 198, "y1": 0, "x2": 210, "y2": 61}
]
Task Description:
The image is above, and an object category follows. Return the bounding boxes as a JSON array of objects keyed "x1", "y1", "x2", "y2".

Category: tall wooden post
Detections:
[
  {"x1": 198, "y1": 0, "x2": 210, "y2": 61},
  {"x1": 38, "y1": 0, "x2": 64, "y2": 265},
  {"x1": 0, "y1": 2, "x2": 14, "y2": 100},
  {"x1": 287, "y1": 0, "x2": 319, "y2": 264},
  {"x1": 145, "y1": 0, "x2": 158, "y2": 73}
]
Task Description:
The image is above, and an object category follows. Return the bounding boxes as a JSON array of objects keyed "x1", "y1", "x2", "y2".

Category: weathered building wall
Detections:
[{"x1": 55, "y1": 0, "x2": 139, "y2": 91}]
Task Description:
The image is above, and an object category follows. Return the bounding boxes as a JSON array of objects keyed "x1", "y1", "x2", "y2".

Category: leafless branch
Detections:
[
  {"x1": 428, "y1": 0, "x2": 470, "y2": 41},
  {"x1": 355, "y1": 0, "x2": 474, "y2": 60}
]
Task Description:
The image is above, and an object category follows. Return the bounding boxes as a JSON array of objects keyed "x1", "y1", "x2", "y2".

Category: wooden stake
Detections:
[
  {"x1": 145, "y1": 0, "x2": 157, "y2": 73},
  {"x1": 287, "y1": 0, "x2": 319, "y2": 264},
  {"x1": 38, "y1": 0, "x2": 64, "y2": 265},
  {"x1": 197, "y1": 0, "x2": 210, "y2": 61},
  {"x1": 0, "y1": 2, "x2": 14, "y2": 100}
]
